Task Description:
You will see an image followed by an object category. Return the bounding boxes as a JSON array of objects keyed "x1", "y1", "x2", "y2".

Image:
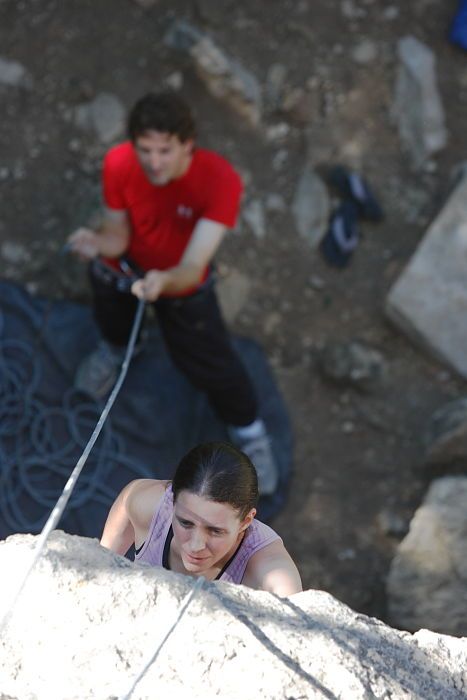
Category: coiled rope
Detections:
[{"x1": 0, "y1": 296, "x2": 146, "y2": 631}]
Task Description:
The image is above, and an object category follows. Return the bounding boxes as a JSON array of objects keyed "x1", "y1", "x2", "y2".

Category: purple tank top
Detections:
[{"x1": 134, "y1": 484, "x2": 281, "y2": 584}]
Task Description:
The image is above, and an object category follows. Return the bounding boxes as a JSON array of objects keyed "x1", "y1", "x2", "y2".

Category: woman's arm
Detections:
[
  {"x1": 101, "y1": 479, "x2": 167, "y2": 555},
  {"x1": 100, "y1": 480, "x2": 139, "y2": 555},
  {"x1": 244, "y1": 540, "x2": 303, "y2": 596}
]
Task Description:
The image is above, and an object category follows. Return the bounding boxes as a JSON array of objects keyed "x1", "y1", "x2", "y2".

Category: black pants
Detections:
[{"x1": 89, "y1": 263, "x2": 258, "y2": 427}]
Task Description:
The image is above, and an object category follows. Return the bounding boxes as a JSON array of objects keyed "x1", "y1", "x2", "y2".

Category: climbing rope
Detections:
[
  {"x1": 0, "y1": 296, "x2": 146, "y2": 632},
  {"x1": 118, "y1": 576, "x2": 205, "y2": 700}
]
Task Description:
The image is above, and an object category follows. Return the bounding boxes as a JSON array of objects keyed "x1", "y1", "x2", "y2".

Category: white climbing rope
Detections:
[{"x1": 118, "y1": 576, "x2": 206, "y2": 700}]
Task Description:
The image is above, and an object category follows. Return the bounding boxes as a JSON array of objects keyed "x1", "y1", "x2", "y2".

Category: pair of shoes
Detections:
[
  {"x1": 329, "y1": 166, "x2": 384, "y2": 222},
  {"x1": 230, "y1": 427, "x2": 279, "y2": 496},
  {"x1": 320, "y1": 200, "x2": 359, "y2": 268},
  {"x1": 74, "y1": 340, "x2": 128, "y2": 399}
]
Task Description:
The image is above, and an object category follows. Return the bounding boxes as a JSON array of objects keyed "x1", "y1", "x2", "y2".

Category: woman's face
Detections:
[{"x1": 172, "y1": 490, "x2": 255, "y2": 574}]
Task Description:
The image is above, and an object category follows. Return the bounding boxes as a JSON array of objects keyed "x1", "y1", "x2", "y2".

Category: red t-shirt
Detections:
[{"x1": 102, "y1": 142, "x2": 243, "y2": 294}]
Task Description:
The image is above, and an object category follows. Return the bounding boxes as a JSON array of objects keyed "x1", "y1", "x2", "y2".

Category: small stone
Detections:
[
  {"x1": 13, "y1": 162, "x2": 25, "y2": 180},
  {"x1": 74, "y1": 93, "x2": 125, "y2": 144},
  {"x1": 352, "y1": 39, "x2": 378, "y2": 65},
  {"x1": 263, "y1": 311, "x2": 282, "y2": 335},
  {"x1": 341, "y1": 0, "x2": 366, "y2": 19},
  {"x1": 318, "y1": 341, "x2": 387, "y2": 393},
  {"x1": 68, "y1": 139, "x2": 81, "y2": 153},
  {"x1": 242, "y1": 199, "x2": 266, "y2": 239},
  {"x1": 266, "y1": 122, "x2": 290, "y2": 141},
  {"x1": 164, "y1": 71, "x2": 183, "y2": 90},
  {"x1": 272, "y1": 148, "x2": 289, "y2": 170},
  {"x1": 265, "y1": 63, "x2": 287, "y2": 110},
  {"x1": 216, "y1": 268, "x2": 251, "y2": 324},
  {"x1": 337, "y1": 547, "x2": 356, "y2": 560},
  {"x1": 383, "y1": 6, "x2": 399, "y2": 20},
  {"x1": 423, "y1": 159, "x2": 437, "y2": 173},
  {"x1": 291, "y1": 166, "x2": 330, "y2": 248},
  {"x1": 1, "y1": 241, "x2": 31, "y2": 264},
  {"x1": 265, "y1": 193, "x2": 286, "y2": 212},
  {"x1": 0, "y1": 56, "x2": 32, "y2": 88},
  {"x1": 342, "y1": 421, "x2": 355, "y2": 434},
  {"x1": 308, "y1": 274, "x2": 325, "y2": 290},
  {"x1": 25, "y1": 281, "x2": 38, "y2": 295}
]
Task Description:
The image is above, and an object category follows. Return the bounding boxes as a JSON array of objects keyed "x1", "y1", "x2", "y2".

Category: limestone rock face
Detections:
[
  {"x1": 387, "y1": 477, "x2": 467, "y2": 637},
  {"x1": 386, "y1": 175, "x2": 467, "y2": 379},
  {"x1": 1, "y1": 532, "x2": 466, "y2": 699}
]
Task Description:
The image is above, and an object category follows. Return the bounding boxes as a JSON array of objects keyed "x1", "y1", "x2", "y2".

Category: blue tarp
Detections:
[
  {"x1": 0, "y1": 280, "x2": 292, "y2": 540},
  {"x1": 450, "y1": 0, "x2": 467, "y2": 50}
]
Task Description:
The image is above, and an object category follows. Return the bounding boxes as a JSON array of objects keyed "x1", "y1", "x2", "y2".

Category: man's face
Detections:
[{"x1": 134, "y1": 130, "x2": 193, "y2": 186}]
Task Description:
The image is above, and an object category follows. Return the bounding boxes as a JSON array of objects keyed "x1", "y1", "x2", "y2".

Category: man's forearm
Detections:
[
  {"x1": 159, "y1": 262, "x2": 205, "y2": 294},
  {"x1": 95, "y1": 221, "x2": 129, "y2": 258}
]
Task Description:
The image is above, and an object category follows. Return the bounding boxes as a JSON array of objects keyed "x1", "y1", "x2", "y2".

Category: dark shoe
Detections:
[
  {"x1": 320, "y1": 201, "x2": 360, "y2": 268},
  {"x1": 329, "y1": 166, "x2": 384, "y2": 221}
]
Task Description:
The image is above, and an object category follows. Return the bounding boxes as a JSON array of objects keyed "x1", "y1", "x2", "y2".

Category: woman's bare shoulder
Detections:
[
  {"x1": 126, "y1": 479, "x2": 170, "y2": 529},
  {"x1": 243, "y1": 538, "x2": 303, "y2": 596}
]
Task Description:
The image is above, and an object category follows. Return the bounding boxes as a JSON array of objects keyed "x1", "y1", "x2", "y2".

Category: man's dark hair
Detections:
[
  {"x1": 172, "y1": 442, "x2": 258, "y2": 520},
  {"x1": 128, "y1": 92, "x2": 196, "y2": 143}
]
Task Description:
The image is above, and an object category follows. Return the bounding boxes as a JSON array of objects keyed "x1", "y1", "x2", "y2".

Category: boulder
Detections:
[
  {"x1": 387, "y1": 477, "x2": 467, "y2": 637},
  {"x1": 0, "y1": 531, "x2": 466, "y2": 699},
  {"x1": 165, "y1": 21, "x2": 262, "y2": 125},
  {"x1": 386, "y1": 175, "x2": 467, "y2": 379},
  {"x1": 393, "y1": 36, "x2": 447, "y2": 168}
]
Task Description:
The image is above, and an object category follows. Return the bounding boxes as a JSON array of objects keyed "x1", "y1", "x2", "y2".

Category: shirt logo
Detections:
[{"x1": 177, "y1": 204, "x2": 193, "y2": 219}]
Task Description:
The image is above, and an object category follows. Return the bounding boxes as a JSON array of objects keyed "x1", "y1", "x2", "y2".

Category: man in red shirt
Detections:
[{"x1": 68, "y1": 92, "x2": 278, "y2": 495}]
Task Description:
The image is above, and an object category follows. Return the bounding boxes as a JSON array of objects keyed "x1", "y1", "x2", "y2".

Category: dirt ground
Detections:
[{"x1": 1, "y1": 0, "x2": 466, "y2": 622}]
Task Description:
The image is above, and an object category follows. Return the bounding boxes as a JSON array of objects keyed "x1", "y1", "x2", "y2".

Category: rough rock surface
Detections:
[
  {"x1": 393, "y1": 35, "x2": 447, "y2": 168},
  {"x1": 387, "y1": 477, "x2": 467, "y2": 638},
  {"x1": 1, "y1": 532, "x2": 466, "y2": 700},
  {"x1": 386, "y1": 175, "x2": 467, "y2": 379}
]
